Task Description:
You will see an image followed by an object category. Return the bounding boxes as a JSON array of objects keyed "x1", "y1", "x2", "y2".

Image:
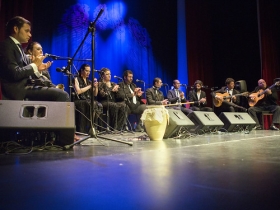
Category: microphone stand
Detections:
[{"x1": 63, "y1": 9, "x2": 133, "y2": 149}]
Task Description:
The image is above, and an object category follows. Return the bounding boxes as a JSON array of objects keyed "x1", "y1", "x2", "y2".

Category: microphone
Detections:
[
  {"x1": 45, "y1": 53, "x2": 60, "y2": 59},
  {"x1": 136, "y1": 79, "x2": 144, "y2": 83},
  {"x1": 94, "y1": 70, "x2": 101, "y2": 72},
  {"x1": 114, "y1": 75, "x2": 123, "y2": 80},
  {"x1": 162, "y1": 83, "x2": 168, "y2": 86},
  {"x1": 180, "y1": 84, "x2": 187, "y2": 86},
  {"x1": 202, "y1": 85, "x2": 209, "y2": 89},
  {"x1": 56, "y1": 67, "x2": 72, "y2": 75}
]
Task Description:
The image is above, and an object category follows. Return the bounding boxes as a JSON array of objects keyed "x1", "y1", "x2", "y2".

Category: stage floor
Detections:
[{"x1": 1, "y1": 129, "x2": 280, "y2": 209}]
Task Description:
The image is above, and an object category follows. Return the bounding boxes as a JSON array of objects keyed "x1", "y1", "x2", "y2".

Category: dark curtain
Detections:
[
  {"x1": 185, "y1": 1, "x2": 214, "y2": 105},
  {"x1": 258, "y1": 0, "x2": 280, "y2": 128},
  {"x1": 0, "y1": 0, "x2": 34, "y2": 42},
  {"x1": 0, "y1": 0, "x2": 34, "y2": 99},
  {"x1": 185, "y1": 0, "x2": 213, "y2": 88},
  {"x1": 258, "y1": 0, "x2": 280, "y2": 83}
]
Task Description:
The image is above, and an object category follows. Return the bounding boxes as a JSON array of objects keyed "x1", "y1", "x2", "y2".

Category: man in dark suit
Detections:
[
  {"x1": 146, "y1": 77, "x2": 168, "y2": 105},
  {"x1": 211, "y1": 78, "x2": 247, "y2": 116},
  {"x1": 167, "y1": 79, "x2": 193, "y2": 115},
  {"x1": 248, "y1": 79, "x2": 280, "y2": 130},
  {"x1": 117, "y1": 70, "x2": 146, "y2": 131},
  {"x1": 189, "y1": 80, "x2": 212, "y2": 111},
  {"x1": 0, "y1": 16, "x2": 69, "y2": 101}
]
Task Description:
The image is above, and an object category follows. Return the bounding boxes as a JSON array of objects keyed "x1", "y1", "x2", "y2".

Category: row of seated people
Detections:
[
  {"x1": 146, "y1": 77, "x2": 280, "y2": 131},
  {"x1": 0, "y1": 16, "x2": 279, "y2": 135}
]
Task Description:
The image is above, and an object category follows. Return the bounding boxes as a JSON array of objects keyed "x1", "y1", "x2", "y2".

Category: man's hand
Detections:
[
  {"x1": 161, "y1": 99, "x2": 168, "y2": 105},
  {"x1": 38, "y1": 61, "x2": 52, "y2": 71},
  {"x1": 200, "y1": 98, "x2": 206, "y2": 103},
  {"x1": 180, "y1": 91, "x2": 184, "y2": 98},
  {"x1": 112, "y1": 85, "x2": 119, "y2": 92}
]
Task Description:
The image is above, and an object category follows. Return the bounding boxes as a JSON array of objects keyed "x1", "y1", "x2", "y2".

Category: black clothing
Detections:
[
  {"x1": 116, "y1": 81, "x2": 146, "y2": 125},
  {"x1": 73, "y1": 76, "x2": 102, "y2": 133},
  {"x1": 167, "y1": 88, "x2": 193, "y2": 115},
  {"x1": 146, "y1": 87, "x2": 165, "y2": 105},
  {"x1": 248, "y1": 85, "x2": 280, "y2": 126},
  {"x1": 0, "y1": 37, "x2": 69, "y2": 101},
  {"x1": 98, "y1": 81, "x2": 126, "y2": 130},
  {"x1": 211, "y1": 86, "x2": 243, "y2": 115},
  {"x1": 188, "y1": 89, "x2": 212, "y2": 112}
]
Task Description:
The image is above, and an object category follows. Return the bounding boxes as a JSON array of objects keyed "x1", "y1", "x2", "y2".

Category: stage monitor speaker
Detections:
[
  {"x1": 0, "y1": 100, "x2": 75, "y2": 146},
  {"x1": 219, "y1": 112, "x2": 256, "y2": 132},
  {"x1": 163, "y1": 108, "x2": 195, "y2": 139},
  {"x1": 187, "y1": 111, "x2": 224, "y2": 133}
]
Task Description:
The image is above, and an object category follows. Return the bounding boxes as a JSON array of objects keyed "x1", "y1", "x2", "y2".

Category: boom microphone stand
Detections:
[{"x1": 63, "y1": 9, "x2": 133, "y2": 149}]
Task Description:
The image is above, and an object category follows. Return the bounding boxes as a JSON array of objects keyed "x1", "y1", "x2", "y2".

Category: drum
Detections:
[{"x1": 141, "y1": 105, "x2": 169, "y2": 140}]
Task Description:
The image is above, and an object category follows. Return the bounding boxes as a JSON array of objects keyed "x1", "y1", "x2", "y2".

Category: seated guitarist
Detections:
[
  {"x1": 248, "y1": 79, "x2": 280, "y2": 130},
  {"x1": 211, "y1": 78, "x2": 247, "y2": 116}
]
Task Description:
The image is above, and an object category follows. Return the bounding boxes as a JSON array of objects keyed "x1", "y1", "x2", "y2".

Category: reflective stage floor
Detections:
[{"x1": 1, "y1": 130, "x2": 280, "y2": 210}]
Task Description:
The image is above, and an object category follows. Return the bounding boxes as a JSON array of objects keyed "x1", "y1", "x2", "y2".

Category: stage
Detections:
[{"x1": 1, "y1": 130, "x2": 280, "y2": 209}]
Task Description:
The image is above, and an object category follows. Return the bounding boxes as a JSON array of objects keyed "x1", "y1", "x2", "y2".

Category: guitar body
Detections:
[
  {"x1": 213, "y1": 92, "x2": 248, "y2": 107},
  {"x1": 248, "y1": 91, "x2": 265, "y2": 107},
  {"x1": 213, "y1": 93, "x2": 230, "y2": 107},
  {"x1": 248, "y1": 82, "x2": 280, "y2": 107}
]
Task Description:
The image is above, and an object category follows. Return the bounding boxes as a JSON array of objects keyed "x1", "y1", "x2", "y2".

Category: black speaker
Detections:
[
  {"x1": 235, "y1": 80, "x2": 247, "y2": 93},
  {"x1": 163, "y1": 108, "x2": 195, "y2": 138},
  {"x1": 0, "y1": 100, "x2": 75, "y2": 146},
  {"x1": 219, "y1": 112, "x2": 256, "y2": 132},
  {"x1": 187, "y1": 111, "x2": 224, "y2": 133}
]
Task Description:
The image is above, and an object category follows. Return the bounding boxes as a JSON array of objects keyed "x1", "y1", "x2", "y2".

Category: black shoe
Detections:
[
  {"x1": 270, "y1": 125, "x2": 279, "y2": 131},
  {"x1": 253, "y1": 125, "x2": 262, "y2": 130}
]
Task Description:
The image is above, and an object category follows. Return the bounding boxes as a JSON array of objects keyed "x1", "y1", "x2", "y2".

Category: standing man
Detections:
[
  {"x1": 117, "y1": 70, "x2": 146, "y2": 132},
  {"x1": 167, "y1": 79, "x2": 193, "y2": 115},
  {"x1": 146, "y1": 77, "x2": 168, "y2": 105},
  {"x1": 0, "y1": 16, "x2": 69, "y2": 101},
  {"x1": 248, "y1": 79, "x2": 280, "y2": 130},
  {"x1": 189, "y1": 80, "x2": 213, "y2": 111}
]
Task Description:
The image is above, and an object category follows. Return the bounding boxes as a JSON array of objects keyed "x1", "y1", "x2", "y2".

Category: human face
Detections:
[
  {"x1": 103, "y1": 70, "x2": 111, "y2": 82},
  {"x1": 29, "y1": 43, "x2": 43, "y2": 56},
  {"x1": 173, "y1": 80, "x2": 180, "y2": 89},
  {"x1": 258, "y1": 79, "x2": 267, "y2": 89},
  {"x1": 125, "y1": 73, "x2": 133, "y2": 84},
  {"x1": 195, "y1": 83, "x2": 202, "y2": 91},
  {"x1": 81, "y1": 66, "x2": 91, "y2": 78},
  {"x1": 227, "y1": 81, "x2": 235, "y2": 90},
  {"x1": 155, "y1": 79, "x2": 162, "y2": 88},
  {"x1": 13, "y1": 23, "x2": 31, "y2": 43}
]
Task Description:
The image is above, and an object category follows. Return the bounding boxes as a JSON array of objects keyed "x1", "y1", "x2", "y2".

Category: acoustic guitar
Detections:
[
  {"x1": 213, "y1": 92, "x2": 249, "y2": 107},
  {"x1": 248, "y1": 81, "x2": 280, "y2": 107}
]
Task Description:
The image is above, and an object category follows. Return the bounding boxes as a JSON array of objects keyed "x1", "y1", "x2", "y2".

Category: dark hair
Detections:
[
  {"x1": 100, "y1": 67, "x2": 110, "y2": 79},
  {"x1": 25, "y1": 41, "x2": 40, "y2": 54},
  {"x1": 153, "y1": 77, "x2": 161, "y2": 85},
  {"x1": 123, "y1": 70, "x2": 133, "y2": 78},
  {"x1": 194, "y1": 80, "x2": 203, "y2": 86},
  {"x1": 78, "y1": 64, "x2": 90, "y2": 76},
  {"x1": 6, "y1": 16, "x2": 31, "y2": 36},
  {"x1": 225, "y1": 78, "x2": 235, "y2": 85}
]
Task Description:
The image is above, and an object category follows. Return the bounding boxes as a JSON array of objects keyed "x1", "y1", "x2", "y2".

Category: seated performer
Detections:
[
  {"x1": 189, "y1": 80, "x2": 213, "y2": 111},
  {"x1": 97, "y1": 67, "x2": 127, "y2": 131},
  {"x1": 167, "y1": 79, "x2": 193, "y2": 115},
  {"x1": 116, "y1": 70, "x2": 146, "y2": 132},
  {"x1": 248, "y1": 79, "x2": 280, "y2": 130},
  {"x1": 211, "y1": 78, "x2": 247, "y2": 116},
  {"x1": 0, "y1": 16, "x2": 69, "y2": 101},
  {"x1": 146, "y1": 77, "x2": 169, "y2": 105},
  {"x1": 73, "y1": 64, "x2": 102, "y2": 133}
]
